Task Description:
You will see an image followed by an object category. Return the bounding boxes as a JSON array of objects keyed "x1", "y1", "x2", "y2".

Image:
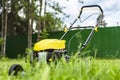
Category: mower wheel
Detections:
[{"x1": 8, "y1": 64, "x2": 24, "y2": 76}]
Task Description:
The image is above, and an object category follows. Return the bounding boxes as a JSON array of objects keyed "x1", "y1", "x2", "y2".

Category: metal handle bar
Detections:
[
  {"x1": 70, "y1": 26, "x2": 94, "y2": 29},
  {"x1": 78, "y1": 5, "x2": 103, "y2": 18},
  {"x1": 60, "y1": 5, "x2": 103, "y2": 40}
]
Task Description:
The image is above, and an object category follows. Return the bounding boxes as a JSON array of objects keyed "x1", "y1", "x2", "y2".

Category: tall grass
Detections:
[{"x1": 0, "y1": 57, "x2": 120, "y2": 80}]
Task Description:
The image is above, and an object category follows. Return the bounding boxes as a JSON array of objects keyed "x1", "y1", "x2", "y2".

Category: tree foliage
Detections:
[
  {"x1": 0, "y1": 0, "x2": 66, "y2": 36},
  {"x1": 0, "y1": 0, "x2": 83, "y2": 56}
]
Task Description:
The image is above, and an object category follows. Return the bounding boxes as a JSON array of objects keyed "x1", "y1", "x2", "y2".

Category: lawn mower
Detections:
[{"x1": 8, "y1": 5, "x2": 106, "y2": 75}]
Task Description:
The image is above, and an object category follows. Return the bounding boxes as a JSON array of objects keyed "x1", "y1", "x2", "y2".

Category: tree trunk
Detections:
[
  {"x1": 27, "y1": 0, "x2": 33, "y2": 49},
  {"x1": 37, "y1": 0, "x2": 43, "y2": 41},
  {"x1": 1, "y1": 0, "x2": 4, "y2": 57},
  {"x1": 1, "y1": 0, "x2": 8, "y2": 57},
  {"x1": 28, "y1": 18, "x2": 33, "y2": 49},
  {"x1": 43, "y1": 0, "x2": 47, "y2": 31}
]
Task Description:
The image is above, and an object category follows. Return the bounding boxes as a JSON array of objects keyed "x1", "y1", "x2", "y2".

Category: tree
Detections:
[
  {"x1": 0, "y1": 0, "x2": 84, "y2": 57},
  {"x1": 35, "y1": 0, "x2": 69, "y2": 41},
  {"x1": 1, "y1": 0, "x2": 8, "y2": 57},
  {"x1": 0, "y1": 0, "x2": 4, "y2": 57},
  {"x1": 37, "y1": 0, "x2": 43, "y2": 41},
  {"x1": 28, "y1": 0, "x2": 34, "y2": 49},
  {"x1": 0, "y1": 0, "x2": 29, "y2": 36},
  {"x1": 5, "y1": 0, "x2": 28, "y2": 35}
]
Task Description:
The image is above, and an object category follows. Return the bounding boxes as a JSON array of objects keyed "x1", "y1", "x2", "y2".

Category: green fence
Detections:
[
  {"x1": 90, "y1": 27, "x2": 120, "y2": 58},
  {"x1": 6, "y1": 34, "x2": 37, "y2": 58},
  {"x1": 6, "y1": 27, "x2": 120, "y2": 58}
]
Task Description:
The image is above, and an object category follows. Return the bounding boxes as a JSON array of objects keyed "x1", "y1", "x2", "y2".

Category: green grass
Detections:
[{"x1": 0, "y1": 57, "x2": 120, "y2": 80}]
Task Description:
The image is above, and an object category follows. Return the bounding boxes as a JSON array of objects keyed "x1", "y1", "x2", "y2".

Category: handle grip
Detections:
[{"x1": 78, "y1": 5, "x2": 103, "y2": 18}]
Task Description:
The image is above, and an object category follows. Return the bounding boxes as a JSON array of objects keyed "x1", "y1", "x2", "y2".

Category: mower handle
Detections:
[
  {"x1": 60, "y1": 5, "x2": 104, "y2": 40},
  {"x1": 78, "y1": 5, "x2": 103, "y2": 18},
  {"x1": 70, "y1": 26, "x2": 94, "y2": 29}
]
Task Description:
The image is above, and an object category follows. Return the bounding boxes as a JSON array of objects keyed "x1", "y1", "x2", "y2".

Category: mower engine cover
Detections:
[{"x1": 33, "y1": 39, "x2": 66, "y2": 51}]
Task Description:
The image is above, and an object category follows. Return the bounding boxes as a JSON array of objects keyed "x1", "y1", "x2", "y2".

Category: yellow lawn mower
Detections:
[{"x1": 8, "y1": 5, "x2": 106, "y2": 76}]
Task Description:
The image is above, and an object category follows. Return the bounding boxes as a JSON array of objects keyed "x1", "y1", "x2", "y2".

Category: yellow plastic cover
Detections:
[{"x1": 33, "y1": 39, "x2": 66, "y2": 51}]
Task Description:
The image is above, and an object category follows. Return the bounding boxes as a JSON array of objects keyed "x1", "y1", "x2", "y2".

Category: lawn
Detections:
[{"x1": 0, "y1": 57, "x2": 120, "y2": 80}]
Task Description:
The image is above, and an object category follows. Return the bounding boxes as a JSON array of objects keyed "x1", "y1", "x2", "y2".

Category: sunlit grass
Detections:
[{"x1": 0, "y1": 57, "x2": 120, "y2": 80}]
